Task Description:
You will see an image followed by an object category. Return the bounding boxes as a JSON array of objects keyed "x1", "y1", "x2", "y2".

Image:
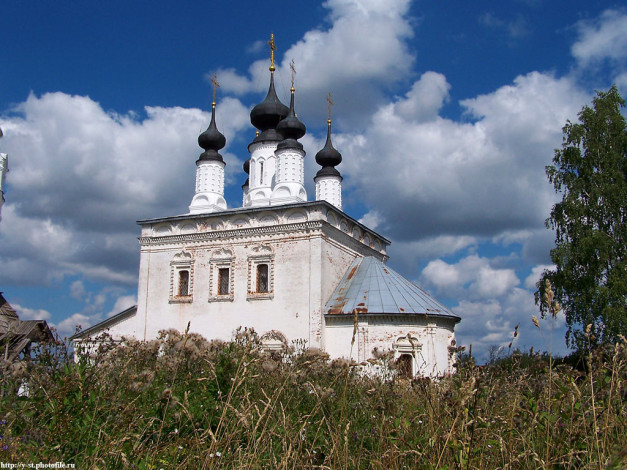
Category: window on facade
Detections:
[
  {"x1": 259, "y1": 162, "x2": 264, "y2": 185},
  {"x1": 256, "y1": 264, "x2": 269, "y2": 293},
  {"x1": 218, "y1": 268, "x2": 230, "y2": 295},
  {"x1": 397, "y1": 354, "x2": 413, "y2": 379},
  {"x1": 178, "y1": 270, "x2": 190, "y2": 296}
]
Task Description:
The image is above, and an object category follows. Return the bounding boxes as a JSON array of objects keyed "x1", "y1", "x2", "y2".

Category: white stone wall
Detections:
[
  {"x1": 324, "y1": 316, "x2": 457, "y2": 377},
  {"x1": 76, "y1": 201, "x2": 458, "y2": 377},
  {"x1": 246, "y1": 143, "x2": 278, "y2": 207},
  {"x1": 73, "y1": 310, "x2": 138, "y2": 359},
  {"x1": 195, "y1": 161, "x2": 224, "y2": 194},
  {"x1": 136, "y1": 234, "x2": 330, "y2": 347},
  {"x1": 189, "y1": 160, "x2": 227, "y2": 214},
  {"x1": 271, "y1": 147, "x2": 307, "y2": 205},
  {"x1": 315, "y1": 176, "x2": 342, "y2": 210},
  {"x1": 101, "y1": 314, "x2": 137, "y2": 340},
  {"x1": 134, "y1": 203, "x2": 388, "y2": 351}
]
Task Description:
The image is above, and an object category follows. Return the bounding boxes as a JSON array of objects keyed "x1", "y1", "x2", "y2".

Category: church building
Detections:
[{"x1": 72, "y1": 38, "x2": 460, "y2": 377}]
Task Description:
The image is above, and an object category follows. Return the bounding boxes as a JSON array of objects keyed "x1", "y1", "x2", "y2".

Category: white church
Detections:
[{"x1": 72, "y1": 40, "x2": 461, "y2": 377}]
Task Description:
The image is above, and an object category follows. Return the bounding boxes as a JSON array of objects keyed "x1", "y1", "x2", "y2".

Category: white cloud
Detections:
[
  {"x1": 358, "y1": 210, "x2": 382, "y2": 231},
  {"x1": 394, "y1": 72, "x2": 451, "y2": 122},
  {"x1": 339, "y1": 71, "x2": 587, "y2": 243},
  {"x1": 0, "y1": 92, "x2": 250, "y2": 287},
  {"x1": 13, "y1": 304, "x2": 51, "y2": 321},
  {"x1": 452, "y1": 285, "x2": 568, "y2": 361},
  {"x1": 421, "y1": 254, "x2": 519, "y2": 300},
  {"x1": 387, "y1": 235, "x2": 477, "y2": 275},
  {"x1": 214, "y1": 0, "x2": 415, "y2": 125},
  {"x1": 206, "y1": 68, "x2": 254, "y2": 96},
  {"x1": 106, "y1": 295, "x2": 136, "y2": 318},
  {"x1": 524, "y1": 264, "x2": 554, "y2": 290},
  {"x1": 471, "y1": 264, "x2": 519, "y2": 298},
  {"x1": 572, "y1": 9, "x2": 627, "y2": 67},
  {"x1": 70, "y1": 280, "x2": 86, "y2": 300},
  {"x1": 421, "y1": 259, "x2": 461, "y2": 291},
  {"x1": 52, "y1": 285, "x2": 136, "y2": 337},
  {"x1": 55, "y1": 313, "x2": 92, "y2": 338}
]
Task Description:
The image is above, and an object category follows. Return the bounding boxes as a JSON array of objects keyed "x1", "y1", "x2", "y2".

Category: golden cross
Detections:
[
  {"x1": 327, "y1": 92, "x2": 334, "y2": 121},
  {"x1": 268, "y1": 33, "x2": 276, "y2": 71},
  {"x1": 290, "y1": 59, "x2": 296, "y2": 88},
  {"x1": 210, "y1": 73, "x2": 220, "y2": 105}
]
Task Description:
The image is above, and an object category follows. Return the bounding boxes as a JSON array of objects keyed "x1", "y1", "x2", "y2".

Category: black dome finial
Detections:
[
  {"x1": 315, "y1": 118, "x2": 342, "y2": 169},
  {"x1": 315, "y1": 93, "x2": 342, "y2": 179},
  {"x1": 197, "y1": 75, "x2": 226, "y2": 163},
  {"x1": 249, "y1": 35, "x2": 289, "y2": 144},
  {"x1": 277, "y1": 60, "x2": 306, "y2": 149}
]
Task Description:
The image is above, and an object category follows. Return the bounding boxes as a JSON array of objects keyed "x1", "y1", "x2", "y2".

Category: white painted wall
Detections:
[
  {"x1": 77, "y1": 202, "x2": 459, "y2": 377},
  {"x1": 134, "y1": 203, "x2": 388, "y2": 351},
  {"x1": 246, "y1": 142, "x2": 278, "y2": 207},
  {"x1": 315, "y1": 175, "x2": 342, "y2": 210},
  {"x1": 189, "y1": 160, "x2": 227, "y2": 214},
  {"x1": 324, "y1": 316, "x2": 457, "y2": 377},
  {"x1": 271, "y1": 147, "x2": 307, "y2": 204}
]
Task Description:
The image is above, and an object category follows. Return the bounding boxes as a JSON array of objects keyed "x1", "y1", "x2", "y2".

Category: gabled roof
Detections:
[
  {"x1": 325, "y1": 257, "x2": 460, "y2": 321},
  {"x1": 0, "y1": 293, "x2": 54, "y2": 362},
  {"x1": 0, "y1": 293, "x2": 19, "y2": 329},
  {"x1": 0, "y1": 320, "x2": 53, "y2": 361},
  {"x1": 70, "y1": 305, "x2": 137, "y2": 341}
]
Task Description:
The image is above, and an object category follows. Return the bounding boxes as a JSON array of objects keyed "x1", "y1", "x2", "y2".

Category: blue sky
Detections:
[{"x1": 1, "y1": 0, "x2": 625, "y2": 360}]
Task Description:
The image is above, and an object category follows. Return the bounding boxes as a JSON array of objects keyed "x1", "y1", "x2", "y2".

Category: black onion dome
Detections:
[
  {"x1": 315, "y1": 120, "x2": 342, "y2": 168},
  {"x1": 197, "y1": 104, "x2": 226, "y2": 163},
  {"x1": 315, "y1": 165, "x2": 342, "y2": 179},
  {"x1": 242, "y1": 159, "x2": 250, "y2": 190},
  {"x1": 277, "y1": 88, "x2": 306, "y2": 151},
  {"x1": 250, "y1": 72, "x2": 289, "y2": 141},
  {"x1": 277, "y1": 89, "x2": 306, "y2": 140}
]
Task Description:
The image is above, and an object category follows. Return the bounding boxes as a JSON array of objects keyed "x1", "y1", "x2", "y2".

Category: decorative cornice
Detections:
[
  {"x1": 321, "y1": 224, "x2": 388, "y2": 261},
  {"x1": 137, "y1": 201, "x2": 391, "y2": 242},
  {"x1": 139, "y1": 221, "x2": 323, "y2": 247}
]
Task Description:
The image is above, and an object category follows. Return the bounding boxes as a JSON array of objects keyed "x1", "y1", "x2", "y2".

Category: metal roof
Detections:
[
  {"x1": 70, "y1": 305, "x2": 137, "y2": 341},
  {"x1": 325, "y1": 257, "x2": 459, "y2": 320}
]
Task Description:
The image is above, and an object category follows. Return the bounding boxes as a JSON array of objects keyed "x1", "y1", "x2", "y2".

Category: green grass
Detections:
[{"x1": 1, "y1": 328, "x2": 625, "y2": 469}]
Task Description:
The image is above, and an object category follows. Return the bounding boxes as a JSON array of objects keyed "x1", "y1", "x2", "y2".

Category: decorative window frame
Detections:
[
  {"x1": 392, "y1": 335, "x2": 423, "y2": 378},
  {"x1": 260, "y1": 330, "x2": 288, "y2": 353},
  {"x1": 170, "y1": 250, "x2": 194, "y2": 303},
  {"x1": 247, "y1": 244, "x2": 274, "y2": 301},
  {"x1": 208, "y1": 247, "x2": 235, "y2": 302}
]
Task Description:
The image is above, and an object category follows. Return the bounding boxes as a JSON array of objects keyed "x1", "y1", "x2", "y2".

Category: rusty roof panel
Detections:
[{"x1": 324, "y1": 257, "x2": 458, "y2": 318}]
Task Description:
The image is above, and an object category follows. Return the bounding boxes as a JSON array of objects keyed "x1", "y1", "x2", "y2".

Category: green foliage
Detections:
[
  {"x1": 539, "y1": 85, "x2": 627, "y2": 348},
  {"x1": 1, "y1": 331, "x2": 626, "y2": 468}
]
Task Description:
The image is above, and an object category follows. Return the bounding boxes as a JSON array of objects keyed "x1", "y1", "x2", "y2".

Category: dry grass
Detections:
[{"x1": 0, "y1": 327, "x2": 625, "y2": 469}]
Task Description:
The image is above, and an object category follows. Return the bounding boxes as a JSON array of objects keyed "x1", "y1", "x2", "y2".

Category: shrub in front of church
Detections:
[{"x1": 0, "y1": 330, "x2": 626, "y2": 468}]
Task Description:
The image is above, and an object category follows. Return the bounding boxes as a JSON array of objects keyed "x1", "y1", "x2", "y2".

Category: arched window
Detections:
[
  {"x1": 259, "y1": 161, "x2": 264, "y2": 185},
  {"x1": 247, "y1": 244, "x2": 274, "y2": 300},
  {"x1": 208, "y1": 247, "x2": 234, "y2": 303},
  {"x1": 178, "y1": 270, "x2": 190, "y2": 296},
  {"x1": 169, "y1": 251, "x2": 193, "y2": 303},
  {"x1": 397, "y1": 354, "x2": 413, "y2": 379},
  {"x1": 256, "y1": 264, "x2": 269, "y2": 293}
]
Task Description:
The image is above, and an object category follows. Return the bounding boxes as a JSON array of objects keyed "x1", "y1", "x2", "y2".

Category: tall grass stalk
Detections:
[{"x1": 1, "y1": 326, "x2": 626, "y2": 468}]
